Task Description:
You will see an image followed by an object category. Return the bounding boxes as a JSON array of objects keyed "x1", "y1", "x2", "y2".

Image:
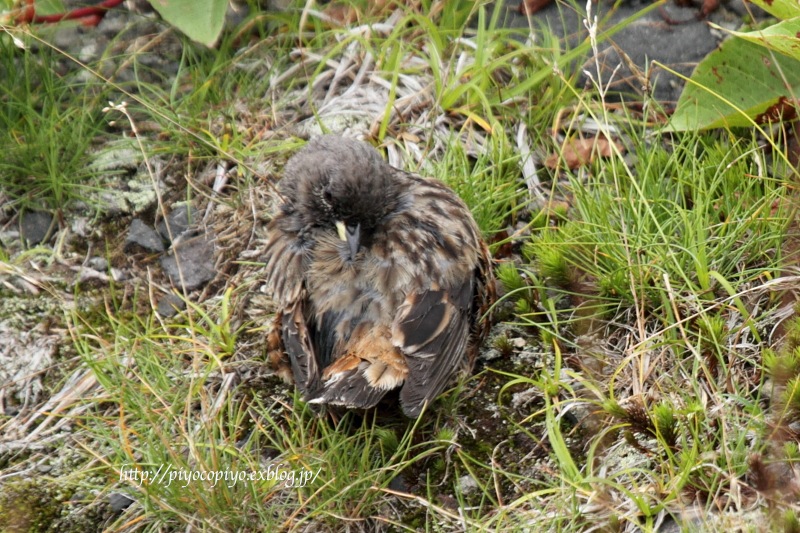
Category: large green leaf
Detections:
[
  {"x1": 713, "y1": 18, "x2": 800, "y2": 60},
  {"x1": 148, "y1": 0, "x2": 228, "y2": 47},
  {"x1": 668, "y1": 36, "x2": 800, "y2": 131},
  {"x1": 747, "y1": 0, "x2": 800, "y2": 21}
]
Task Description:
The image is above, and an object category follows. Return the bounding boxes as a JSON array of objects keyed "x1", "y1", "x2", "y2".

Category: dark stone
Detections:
[
  {"x1": 159, "y1": 233, "x2": 216, "y2": 290},
  {"x1": 125, "y1": 218, "x2": 165, "y2": 253},
  {"x1": 388, "y1": 474, "x2": 409, "y2": 492},
  {"x1": 70, "y1": 492, "x2": 87, "y2": 503},
  {"x1": 108, "y1": 492, "x2": 134, "y2": 512},
  {"x1": 157, "y1": 204, "x2": 198, "y2": 244},
  {"x1": 20, "y1": 210, "x2": 54, "y2": 245},
  {"x1": 157, "y1": 293, "x2": 187, "y2": 317}
]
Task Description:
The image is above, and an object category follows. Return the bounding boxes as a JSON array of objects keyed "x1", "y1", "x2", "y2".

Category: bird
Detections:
[{"x1": 262, "y1": 135, "x2": 495, "y2": 417}]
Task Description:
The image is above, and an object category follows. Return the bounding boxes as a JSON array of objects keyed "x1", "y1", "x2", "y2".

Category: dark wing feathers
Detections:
[
  {"x1": 311, "y1": 370, "x2": 388, "y2": 410},
  {"x1": 394, "y1": 278, "x2": 476, "y2": 416},
  {"x1": 314, "y1": 309, "x2": 342, "y2": 369},
  {"x1": 395, "y1": 289, "x2": 449, "y2": 352},
  {"x1": 265, "y1": 214, "x2": 322, "y2": 396},
  {"x1": 280, "y1": 302, "x2": 318, "y2": 393}
]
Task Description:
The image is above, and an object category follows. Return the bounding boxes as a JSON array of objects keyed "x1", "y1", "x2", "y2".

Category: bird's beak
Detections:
[{"x1": 335, "y1": 221, "x2": 361, "y2": 260}]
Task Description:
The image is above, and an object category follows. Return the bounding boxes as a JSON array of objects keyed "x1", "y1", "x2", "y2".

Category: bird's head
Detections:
[{"x1": 279, "y1": 135, "x2": 404, "y2": 259}]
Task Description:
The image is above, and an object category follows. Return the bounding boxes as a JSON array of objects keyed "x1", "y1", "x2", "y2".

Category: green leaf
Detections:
[
  {"x1": 712, "y1": 18, "x2": 800, "y2": 60},
  {"x1": 148, "y1": 0, "x2": 227, "y2": 47},
  {"x1": 746, "y1": 0, "x2": 800, "y2": 21},
  {"x1": 668, "y1": 36, "x2": 800, "y2": 131},
  {"x1": 36, "y1": 0, "x2": 65, "y2": 15}
]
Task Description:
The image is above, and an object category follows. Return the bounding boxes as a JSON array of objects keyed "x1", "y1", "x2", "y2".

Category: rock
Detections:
[
  {"x1": 108, "y1": 492, "x2": 134, "y2": 512},
  {"x1": 88, "y1": 257, "x2": 108, "y2": 271},
  {"x1": 124, "y1": 219, "x2": 165, "y2": 253},
  {"x1": 70, "y1": 216, "x2": 92, "y2": 238},
  {"x1": 20, "y1": 210, "x2": 54, "y2": 245},
  {"x1": 159, "y1": 234, "x2": 216, "y2": 290},
  {"x1": 77, "y1": 267, "x2": 111, "y2": 287},
  {"x1": 388, "y1": 474, "x2": 409, "y2": 492},
  {"x1": 156, "y1": 204, "x2": 198, "y2": 244},
  {"x1": 458, "y1": 474, "x2": 479, "y2": 495},
  {"x1": 157, "y1": 293, "x2": 186, "y2": 317},
  {"x1": 480, "y1": 348, "x2": 503, "y2": 362},
  {"x1": 110, "y1": 268, "x2": 126, "y2": 282},
  {"x1": 510, "y1": 387, "x2": 541, "y2": 410}
]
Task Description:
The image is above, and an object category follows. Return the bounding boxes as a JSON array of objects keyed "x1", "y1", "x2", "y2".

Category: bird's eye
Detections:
[{"x1": 322, "y1": 188, "x2": 333, "y2": 203}]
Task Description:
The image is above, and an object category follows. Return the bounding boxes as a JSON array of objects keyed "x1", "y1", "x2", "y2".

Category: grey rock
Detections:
[
  {"x1": 458, "y1": 474, "x2": 479, "y2": 494},
  {"x1": 20, "y1": 210, "x2": 54, "y2": 245},
  {"x1": 108, "y1": 492, "x2": 134, "y2": 512},
  {"x1": 480, "y1": 348, "x2": 503, "y2": 362},
  {"x1": 157, "y1": 204, "x2": 198, "y2": 244},
  {"x1": 125, "y1": 218, "x2": 165, "y2": 253},
  {"x1": 160, "y1": 234, "x2": 216, "y2": 290},
  {"x1": 157, "y1": 293, "x2": 187, "y2": 317},
  {"x1": 50, "y1": 25, "x2": 82, "y2": 52},
  {"x1": 77, "y1": 267, "x2": 110, "y2": 287},
  {"x1": 88, "y1": 256, "x2": 109, "y2": 271},
  {"x1": 110, "y1": 268, "x2": 126, "y2": 282},
  {"x1": 70, "y1": 216, "x2": 92, "y2": 238},
  {"x1": 388, "y1": 474, "x2": 409, "y2": 492}
]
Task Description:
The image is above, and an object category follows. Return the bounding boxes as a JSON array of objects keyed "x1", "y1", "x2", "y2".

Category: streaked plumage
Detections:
[{"x1": 263, "y1": 135, "x2": 494, "y2": 417}]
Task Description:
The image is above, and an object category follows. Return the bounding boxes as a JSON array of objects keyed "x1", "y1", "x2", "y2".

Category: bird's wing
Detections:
[
  {"x1": 263, "y1": 216, "x2": 320, "y2": 392},
  {"x1": 391, "y1": 276, "x2": 475, "y2": 417},
  {"x1": 280, "y1": 300, "x2": 320, "y2": 393}
]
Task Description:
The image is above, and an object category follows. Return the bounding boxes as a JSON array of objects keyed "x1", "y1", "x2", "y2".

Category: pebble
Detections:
[
  {"x1": 157, "y1": 204, "x2": 198, "y2": 244},
  {"x1": 108, "y1": 492, "x2": 134, "y2": 512},
  {"x1": 88, "y1": 256, "x2": 108, "y2": 271},
  {"x1": 157, "y1": 293, "x2": 187, "y2": 317},
  {"x1": 159, "y1": 233, "x2": 216, "y2": 290},
  {"x1": 125, "y1": 218, "x2": 165, "y2": 253},
  {"x1": 20, "y1": 210, "x2": 54, "y2": 245},
  {"x1": 458, "y1": 474, "x2": 479, "y2": 495}
]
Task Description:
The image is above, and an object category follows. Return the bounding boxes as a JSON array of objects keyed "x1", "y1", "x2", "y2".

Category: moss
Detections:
[{"x1": 0, "y1": 479, "x2": 64, "y2": 533}]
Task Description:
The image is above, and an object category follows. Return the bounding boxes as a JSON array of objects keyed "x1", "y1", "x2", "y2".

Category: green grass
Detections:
[
  {"x1": 2, "y1": 0, "x2": 800, "y2": 531},
  {"x1": 0, "y1": 35, "x2": 111, "y2": 211},
  {"x1": 66, "y1": 290, "x2": 456, "y2": 531}
]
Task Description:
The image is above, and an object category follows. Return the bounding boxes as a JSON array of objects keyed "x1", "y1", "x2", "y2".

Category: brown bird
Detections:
[{"x1": 263, "y1": 135, "x2": 494, "y2": 417}]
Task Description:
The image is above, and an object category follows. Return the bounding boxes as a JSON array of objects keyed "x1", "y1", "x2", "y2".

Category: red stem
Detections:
[{"x1": 17, "y1": 0, "x2": 124, "y2": 26}]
